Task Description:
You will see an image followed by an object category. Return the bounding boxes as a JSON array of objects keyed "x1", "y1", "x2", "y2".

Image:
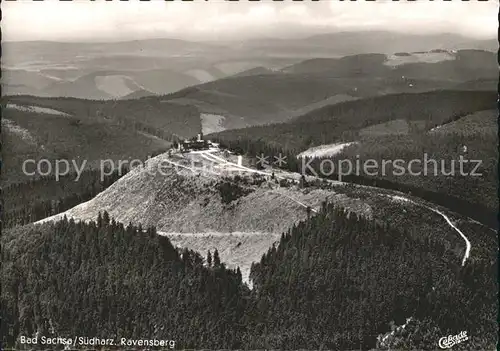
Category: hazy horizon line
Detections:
[{"x1": 3, "y1": 29, "x2": 496, "y2": 45}]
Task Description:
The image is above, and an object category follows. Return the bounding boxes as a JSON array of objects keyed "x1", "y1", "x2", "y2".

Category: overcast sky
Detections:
[{"x1": 3, "y1": 0, "x2": 497, "y2": 42}]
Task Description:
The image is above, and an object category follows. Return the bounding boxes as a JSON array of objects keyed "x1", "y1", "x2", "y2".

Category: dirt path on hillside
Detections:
[{"x1": 160, "y1": 231, "x2": 281, "y2": 285}]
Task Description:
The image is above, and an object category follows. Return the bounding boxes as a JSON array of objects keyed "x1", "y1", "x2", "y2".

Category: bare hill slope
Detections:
[{"x1": 37, "y1": 148, "x2": 495, "y2": 281}]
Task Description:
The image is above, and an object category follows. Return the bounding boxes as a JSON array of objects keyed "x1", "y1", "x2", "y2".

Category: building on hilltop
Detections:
[{"x1": 177, "y1": 131, "x2": 219, "y2": 152}]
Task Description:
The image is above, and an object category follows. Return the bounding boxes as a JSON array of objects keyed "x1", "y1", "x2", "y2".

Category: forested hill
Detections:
[
  {"x1": 2, "y1": 95, "x2": 200, "y2": 186},
  {"x1": 209, "y1": 90, "x2": 498, "y2": 225},
  {"x1": 2, "y1": 207, "x2": 496, "y2": 350},
  {"x1": 211, "y1": 90, "x2": 496, "y2": 152},
  {"x1": 292, "y1": 90, "x2": 496, "y2": 126},
  {"x1": 3, "y1": 95, "x2": 201, "y2": 140}
]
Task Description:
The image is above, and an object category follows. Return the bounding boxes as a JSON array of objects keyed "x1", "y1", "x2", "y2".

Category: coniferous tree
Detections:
[
  {"x1": 207, "y1": 250, "x2": 213, "y2": 267},
  {"x1": 102, "y1": 211, "x2": 110, "y2": 225},
  {"x1": 213, "y1": 249, "x2": 221, "y2": 267}
]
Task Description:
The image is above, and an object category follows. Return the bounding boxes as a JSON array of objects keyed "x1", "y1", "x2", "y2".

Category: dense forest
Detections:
[
  {"x1": 4, "y1": 168, "x2": 126, "y2": 228},
  {"x1": 2, "y1": 108, "x2": 173, "y2": 185},
  {"x1": 212, "y1": 102, "x2": 498, "y2": 228},
  {"x1": 2, "y1": 96, "x2": 178, "y2": 227},
  {"x1": 323, "y1": 127, "x2": 498, "y2": 221},
  {"x1": 2, "y1": 215, "x2": 248, "y2": 350},
  {"x1": 211, "y1": 90, "x2": 496, "y2": 151},
  {"x1": 2, "y1": 206, "x2": 496, "y2": 350},
  {"x1": 213, "y1": 136, "x2": 497, "y2": 228},
  {"x1": 247, "y1": 203, "x2": 496, "y2": 350},
  {"x1": 2, "y1": 147, "x2": 175, "y2": 228}
]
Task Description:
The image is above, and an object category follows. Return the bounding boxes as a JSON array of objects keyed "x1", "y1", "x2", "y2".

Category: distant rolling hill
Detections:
[
  {"x1": 282, "y1": 54, "x2": 389, "y2": 75},
  {"x1": 1, "y1": 38, "x2": 225, "y2": 68},
  {"x1": 282, "y1": 50, "x2": 496, "y2": 82},
  {"x1": 37, "y1": 69, "x2": 201, "y2": 100},
  {"x1": 162, "y1": 49, "x2": 496, "y2": 129},
  {"x1": 121, "y1": 89, "x2": 157, "y2": 100},
  {"x1": 163, "y1": 74, "x2": 373, "y2": 128},
  {"x1": 232, "y1": 66, "x2": 279, "y2": 77},
  {"x1": 2, "y1": 69, "x2": 59, "y2": 96},
  {"x1": 3, "y1": 31, "x2": 495, "y2": 100},
  {"x1": 162, "y1": 73, "x2": 453, "y2": 130},
  {"x1": 232, "y1": 31, "x2": 496, "y2": 60},
  {"x1": 2, "y1": 37, "x2": 295, "y2": 100}
]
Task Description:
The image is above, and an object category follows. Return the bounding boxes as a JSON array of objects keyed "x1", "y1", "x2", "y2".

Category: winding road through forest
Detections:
[{"x1": 389, "y1": 195, "x2": 471, "y2": 266}]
